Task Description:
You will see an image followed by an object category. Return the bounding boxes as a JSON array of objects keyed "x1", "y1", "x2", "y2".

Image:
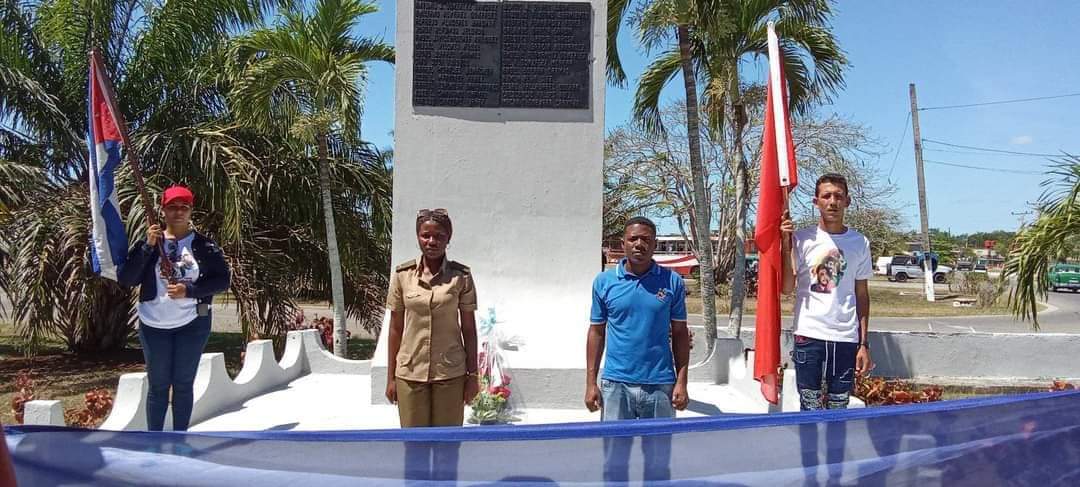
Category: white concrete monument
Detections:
[{"x1": 372, "y1": 0, "x2": 606, "y2": 406}]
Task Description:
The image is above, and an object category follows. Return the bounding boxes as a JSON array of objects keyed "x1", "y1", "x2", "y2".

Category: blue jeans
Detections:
[
  {"x1": 138, "y1": 315, "x2": 211, "y2": 431},
  {"x1": 600, "y1": 379, "x2": 675, "y2": 483},
  {"x1": 792, "y1": 335, "x2": 858, "y2": 411}
]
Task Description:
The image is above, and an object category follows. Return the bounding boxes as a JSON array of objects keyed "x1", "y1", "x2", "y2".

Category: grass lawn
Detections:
[
  {"x1": 0, "y1": 329, "x2": 374, "y2": 427},
  {"x1": 684, "y1": 286, "x2": 1022, "y2": 317}
]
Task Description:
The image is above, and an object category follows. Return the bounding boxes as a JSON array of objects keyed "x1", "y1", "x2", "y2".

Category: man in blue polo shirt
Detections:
[{"x1": 585, "y1": 216, "x2": 690, "y2": 482}]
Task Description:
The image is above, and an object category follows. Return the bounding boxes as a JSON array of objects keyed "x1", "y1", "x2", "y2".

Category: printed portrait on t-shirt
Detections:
[
  {"x1": 809, "y1": 248, "x2": 846, "y2": 294},
  {"x1": 168, "y1": 241, "x2": 197, "y2": 283}
]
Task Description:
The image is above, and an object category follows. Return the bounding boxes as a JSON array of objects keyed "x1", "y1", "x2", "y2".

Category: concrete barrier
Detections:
[
  {"x1": 300, "y1": 329, "x2": 371, "y2": 375},
  {"x1": 22, "y1": 400, "x2": 64, "y2": 426},
  {"x1": 94, "y1": 330, "x2": 312, "y2": 431},
  {"x1": 100, "y1": 373, "x2": 150, "y2": 431},
  {"x1": 25, "y1": 328, "x2": 1064, "y2": 429},
  {"x1": 737, "y1": 329, "x2": 1080, "y2": 381}
]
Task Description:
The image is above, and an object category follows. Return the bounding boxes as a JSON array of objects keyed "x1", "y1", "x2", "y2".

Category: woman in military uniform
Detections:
[{"x1": 385, "y1": 208, "x2": 480, "y2": 427}]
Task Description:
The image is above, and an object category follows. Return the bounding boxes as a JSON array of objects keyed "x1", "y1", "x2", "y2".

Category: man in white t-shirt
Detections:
[{"x1": 781, "y1": 173, "x2": 874, "y2": 410}]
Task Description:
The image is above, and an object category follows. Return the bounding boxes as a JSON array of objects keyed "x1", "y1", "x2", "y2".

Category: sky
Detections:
[{"x1": 353, "y1": 0, "x2": 1080, "y2": 235}]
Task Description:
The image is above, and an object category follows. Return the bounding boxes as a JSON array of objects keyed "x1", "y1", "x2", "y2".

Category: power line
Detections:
[
  {"x1": 918, "y1": 92, "x2": 1080, "y2": 111},
  {"x1": 923, "y1": 147, "x2": 1047, "y2": 158},
  {"x1": 922, "y1": 138, "x2": 1065, "y2": 157},
  {"x1": 886, "y1": 111, "x2": 910, "y2": 181},
  {"x1": 924, "y1": 159, "x2": 1041, "y2": 174}
]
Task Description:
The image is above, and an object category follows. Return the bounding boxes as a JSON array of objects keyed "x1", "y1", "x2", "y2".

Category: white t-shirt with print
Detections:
[
  {"x1": 792, "y1": 226, "x2": 872, "y2": 343},
  {"x1": 137, "y1": 232, "x2": 201, "y2": 329}
]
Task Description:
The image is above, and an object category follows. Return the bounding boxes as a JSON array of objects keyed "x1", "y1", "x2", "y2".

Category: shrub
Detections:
[
  {"x1": 65, "y1": 389, "x2": 114, "y2": 428},
  {"x1": 10, "y1": 371, "x2": 36, "y2": 424},
  {"x1": 951, "y1": 271, "x2": 1008, "y2": 308},
  {"x1": 288, "y1": 310, "x2": 348, "y2": 351},
  {"x1": 951, "y1": 271, "x2": 988, "y2": 296},
  {"x1": 1050, "y1": 380, "x2": 1076, "y2": 391},
  {"x1": 855, "y1": 376, "x2": 943, "y2": 406}
]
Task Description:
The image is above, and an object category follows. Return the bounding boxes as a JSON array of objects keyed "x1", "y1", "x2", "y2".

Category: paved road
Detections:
[{"x1": 689, "y1": 286, "x2": 1080, "y2": 334}]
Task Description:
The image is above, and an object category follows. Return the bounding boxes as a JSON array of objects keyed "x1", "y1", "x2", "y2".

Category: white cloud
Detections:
[{"x1": 1010, "y1": 135, "x2": 1034, "y2": 145}]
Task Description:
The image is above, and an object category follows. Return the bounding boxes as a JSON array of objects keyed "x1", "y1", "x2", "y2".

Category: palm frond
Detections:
[
  {"x1": 606, "y1": 0, "x2": 633, "y2": 87},
  {"x1": 1006, "y1": 155, "x2": 1080, "y2": 329},
  {"x1": 633, "y1": 47, "x2": 683, "y2": 136}
]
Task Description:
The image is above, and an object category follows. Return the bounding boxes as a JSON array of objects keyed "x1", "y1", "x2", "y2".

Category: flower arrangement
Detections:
[
  {"x1": 469, "y1": 356, "x2": 513, "y2": 424},
  {"x1": 468, "y1": 308, "x2": 516, "y2": 424}
]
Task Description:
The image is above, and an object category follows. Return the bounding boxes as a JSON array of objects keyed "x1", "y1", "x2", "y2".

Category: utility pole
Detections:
[
  {"x1": 1011, "y1": 210, "x2": 1033, "y2": 229},
  {"x1": 909, "y1": 83, "x2": 935, "y2": 302}
]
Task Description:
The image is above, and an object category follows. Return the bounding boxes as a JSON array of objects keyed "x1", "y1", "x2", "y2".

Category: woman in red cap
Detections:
[{"x1": 118, "y1": 185, "x2": 230, "y2": 431}]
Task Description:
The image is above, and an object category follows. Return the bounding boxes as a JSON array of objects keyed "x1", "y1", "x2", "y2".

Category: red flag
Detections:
[
  {"x1": 753, "y1": 23, "x2": 798, "y2": 404},
  {"x1": 0, "y1": 424, "x2": 16, "y2": 486}
]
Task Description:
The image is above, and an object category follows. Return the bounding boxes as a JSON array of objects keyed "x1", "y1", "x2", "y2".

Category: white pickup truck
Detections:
[{"x1": 886, "y1": 255, "x2": 952, "y2": 283}]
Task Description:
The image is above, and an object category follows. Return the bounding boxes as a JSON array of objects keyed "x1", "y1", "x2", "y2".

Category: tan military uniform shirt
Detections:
[{"x1": 387, "y1": 256, "x2": 478, "y2": 382}]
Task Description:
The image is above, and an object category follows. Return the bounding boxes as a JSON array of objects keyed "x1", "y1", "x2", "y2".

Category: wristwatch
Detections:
[{"x1": 859, "y1": 342, "x2": 870, "y2": 350}]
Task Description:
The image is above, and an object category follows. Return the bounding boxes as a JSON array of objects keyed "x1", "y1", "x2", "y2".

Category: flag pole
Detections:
[
  {"x1": 89, "y1": 48, "x2": 172, "y2": 279},
  {"x1": 767, "y1": 23, "x2": 792, "y2": 214}
]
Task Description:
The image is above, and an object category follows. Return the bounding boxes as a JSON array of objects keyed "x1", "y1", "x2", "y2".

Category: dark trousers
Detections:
[
  {"x1": 792, "y1": 335, "x2": 858, "y2": 411},
  {"x1": 138, "y1": 315, "x2": 211, "y2": 431}
]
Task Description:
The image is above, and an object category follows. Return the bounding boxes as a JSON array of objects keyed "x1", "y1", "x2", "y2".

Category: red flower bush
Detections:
[
  {"x1": 288, "y1": 311, "x2": 349, "y2": 351},
  {"x1": 855, "y1": 376, "x2": 943, "y2": 406},
  {"x1": 11, "y1": 371, "x2": 35, "y2": 424},
  {"x1": 66, "y1": 389, "x2": 114, "y2": 428}
]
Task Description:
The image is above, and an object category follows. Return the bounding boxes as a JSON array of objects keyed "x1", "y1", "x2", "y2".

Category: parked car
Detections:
[
  {"x1": 1048, "y1": 263, "x2": 1080, "y2": 292},
  {"x1": 887, "y1": 254, "x2": 952, "y2": 283},
  {"x1": 956, "y1": 259, "x2": 974, "y2": 271},
  {"x1": 875, "y1": 256, "x2": 892, "y2": 275}
]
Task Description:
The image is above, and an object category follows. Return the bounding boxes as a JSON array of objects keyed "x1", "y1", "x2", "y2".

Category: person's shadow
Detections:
[
  {"x1": 404, "y1": 440, "x2": 461, "y2": 484},
  {"x1": 9, "y1": 427, "x2": 107, "y2": 485},
  {"x1": 799, "y1": 419, "x2": 847, "y2": 487},
  {"x1": 603, "y1": 433, "x2": 673, "y2": 484}
]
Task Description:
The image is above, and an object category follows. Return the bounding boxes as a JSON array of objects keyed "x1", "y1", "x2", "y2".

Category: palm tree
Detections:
[
  {"x1": 625, "y1": 0, "x2": 726, "y2": 359},
  {"x1": 0, "y1": 0, "x2": 279, "y2": 353},
  {"x1": 1006, "y1": 156, "x2": 1080, "y2": 329},
  {"x1": 1, "y1": 0, "x2": 394, "y2": 355},
  {"x1": 227, "y1": 0, "x2": 393, "y2": 357},
  {"x1": 629, "y1": 0, "x2": 847, "y2": 341}
]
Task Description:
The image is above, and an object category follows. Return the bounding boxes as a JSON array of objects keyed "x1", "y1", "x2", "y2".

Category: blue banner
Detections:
[{"x1": 7, "y1": 391, "x2": 1080, "y2": 485}]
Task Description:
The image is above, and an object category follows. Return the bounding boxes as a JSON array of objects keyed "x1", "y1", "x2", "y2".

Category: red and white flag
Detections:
[{"x1": 753, "y1": 22, "x2": 798, "y2": 404}]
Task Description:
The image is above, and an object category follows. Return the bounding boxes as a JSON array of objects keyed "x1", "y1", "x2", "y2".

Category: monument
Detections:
[{"x1": 372, "y1": 0, "x2": 606, "y2": 407}]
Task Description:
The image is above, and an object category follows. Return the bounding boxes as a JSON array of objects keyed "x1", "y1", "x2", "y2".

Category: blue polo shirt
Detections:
[{"x1": 590, "y1": 259, "x2": 688, "y2": 384}]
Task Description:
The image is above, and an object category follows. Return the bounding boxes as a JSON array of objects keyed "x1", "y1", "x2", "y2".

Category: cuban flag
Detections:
[{"x1": 87, "y1": 51, "x2": 129, "y2": 280}]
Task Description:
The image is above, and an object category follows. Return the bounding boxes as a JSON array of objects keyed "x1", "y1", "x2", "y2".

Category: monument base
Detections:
[{"x1": 370, "y1": 326, "x2": 737, "y2": 408}]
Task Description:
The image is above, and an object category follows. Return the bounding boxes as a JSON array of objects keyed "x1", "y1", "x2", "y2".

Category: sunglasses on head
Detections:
[{"x1": 416, "y1": 208, "x2": 448, "y2": 218}]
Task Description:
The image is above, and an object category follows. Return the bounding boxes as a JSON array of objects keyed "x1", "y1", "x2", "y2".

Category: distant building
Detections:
[{"x1": 603, "y1": 234, "x2": 756, "y2": 277}]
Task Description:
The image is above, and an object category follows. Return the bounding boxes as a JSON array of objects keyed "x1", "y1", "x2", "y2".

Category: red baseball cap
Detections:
[{"x1": 162, "y1": 185, "x2": 194, "y2": 207}]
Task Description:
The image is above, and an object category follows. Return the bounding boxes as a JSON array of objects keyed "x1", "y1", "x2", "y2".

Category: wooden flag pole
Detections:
[{"x1": 89, "y1": 48, "x2": 173, "y2": 280}]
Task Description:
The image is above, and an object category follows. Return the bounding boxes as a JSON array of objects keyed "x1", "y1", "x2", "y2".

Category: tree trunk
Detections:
[
  {"x1": 728, "y1": 149, "x2": 749, "y2": 338},
  {"x1": 317, "y1": 133, "x2": 349, "y2": 357},
  {"x1": 727, "y1": 75, "x2": 750, "y2": 339},
  {"x1": 76, "y1": 278, "x2": 134, "y2": 354},
  {"x1": 677, "y1": 25, "x2": 717, "y2": 351}
]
